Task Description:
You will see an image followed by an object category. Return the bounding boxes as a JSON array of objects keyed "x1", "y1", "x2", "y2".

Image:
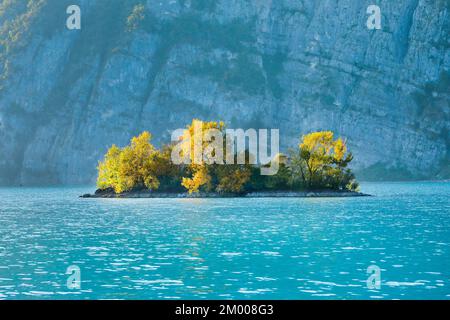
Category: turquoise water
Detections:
[{"x1": 0, "y1": 182, "x2": 449, "y2": 300}]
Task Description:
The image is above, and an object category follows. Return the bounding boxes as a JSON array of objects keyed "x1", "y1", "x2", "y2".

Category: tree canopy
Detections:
[
  {"x1": 292, "y1": 131, "x2": 358, "y2": 191},
  {"x1": 97, "y1": 121, "x2": 359, "y2": 194}
]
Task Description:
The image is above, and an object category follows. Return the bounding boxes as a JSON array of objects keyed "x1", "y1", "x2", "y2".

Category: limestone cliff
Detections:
[{"x1": 0, "y1": 0, "x2": 449, "y2": 185}]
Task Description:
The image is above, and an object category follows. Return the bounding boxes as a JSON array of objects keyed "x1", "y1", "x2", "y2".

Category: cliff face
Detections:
[{"x1": 0, "y1": 0, "x2": 449, "y2": 185}]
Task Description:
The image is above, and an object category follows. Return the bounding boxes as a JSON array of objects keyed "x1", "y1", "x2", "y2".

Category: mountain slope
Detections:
[{"x1": 0, "y1": 0, "x2": 449, "y2": 185}]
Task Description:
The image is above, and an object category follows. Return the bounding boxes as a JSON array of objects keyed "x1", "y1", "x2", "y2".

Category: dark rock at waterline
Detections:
[{"x1": 81, "y1": 189, "x2": 371, "y2": 199}]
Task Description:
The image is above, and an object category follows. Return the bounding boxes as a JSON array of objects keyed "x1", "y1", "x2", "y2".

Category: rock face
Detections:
[{"x1": 0, "y1": 0, "x2": 449, "y2": 185}]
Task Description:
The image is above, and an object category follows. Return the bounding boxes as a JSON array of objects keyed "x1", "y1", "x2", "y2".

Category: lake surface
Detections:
[{"x1": 0, "y1": 182, "x2": 449, "y2": 300}]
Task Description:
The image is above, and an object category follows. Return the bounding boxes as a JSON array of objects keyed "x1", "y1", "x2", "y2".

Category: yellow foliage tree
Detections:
[
  {"x1": 97, "y1": 132, "x2": 161, "y2": 193},
  {"x1": 298, "y1": 131, "x2": 354, "y2": 188},
  {"x1": 97, "y1": 145, "x2": 121, "y2": 191},
  {"x1": 97, "y1": 125, "x2": 359, "y2": 195},
  {"x1": 182, "y1": 166, "x2": 212, "y2": 194},
  {"x1": 333, "y1": 137, "x2": 347, "y2": 162},
  {"x1": 117, "y1": 131, "x2": 160, "y2": 192},
  {"x1": 215, "y1": 165, "x2": 251, "y2": 194},
  {"x1": 179, "y1": 119, "x2": 225, "y2": 163},
  {"x1": 179, "y1": 119, "x2": 225, "y2": 193}
]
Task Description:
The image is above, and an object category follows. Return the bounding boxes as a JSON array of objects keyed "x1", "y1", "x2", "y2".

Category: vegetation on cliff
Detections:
[{"x1": 97, "y1": 120, "x2": 359, "y2": 194}]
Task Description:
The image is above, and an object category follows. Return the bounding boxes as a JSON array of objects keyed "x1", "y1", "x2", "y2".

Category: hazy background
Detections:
[{"x1": 0, "y1": 0, "x2": 449, "y2": 185}]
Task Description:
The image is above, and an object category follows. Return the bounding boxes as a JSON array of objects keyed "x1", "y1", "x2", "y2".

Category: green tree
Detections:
[
  {"x1": 215, "y1": 164, "x2": 252, "y2": 194},
  {"x1": 264, "y1": 154, "x2": 292, "y2": 190}
]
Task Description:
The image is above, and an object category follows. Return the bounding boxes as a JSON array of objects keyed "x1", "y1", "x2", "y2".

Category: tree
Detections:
[
  {"x1": 179, "y1": 119, "x2": 225, "y2": 193},
  {"x1": 264, "y1": 153, "x2": 292, "y2": 190},
  {"x1": 154, "y1": 144, "x2": 186, "y2": 192},
  {"x1": 97, "y1": 132, "x2": 162, "y2": 193},
  {"x1": 215, "y1": 164, "x2": 252, "y2": 194},
  {"x1": 292, "y1": 131, "x2": 358, "y2": 190},
  {"x1": 117, "y1": 131, "x2": 160, "y2": 192},
  {"x1": 182, "y1": 165, "x2": 212, "y2": 194},
  {"x1": 97, "y1": 125, "x2": 360, "y2": 195},
  {"x1": 298, "y1": 131, "x2": 335, "y2": 188},
  {"x1": 97, "y1": 145, "x2": 121, "y2": 191}
]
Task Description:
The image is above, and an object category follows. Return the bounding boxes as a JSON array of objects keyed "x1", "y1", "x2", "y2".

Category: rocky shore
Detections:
[{"x1": 81, "y1": 189, "x2": 371, "y2": 199}]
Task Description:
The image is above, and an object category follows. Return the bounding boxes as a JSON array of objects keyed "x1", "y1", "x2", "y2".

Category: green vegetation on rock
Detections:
[{"x1": 97, "y1": 119, "x2": 360, "y2": 194}]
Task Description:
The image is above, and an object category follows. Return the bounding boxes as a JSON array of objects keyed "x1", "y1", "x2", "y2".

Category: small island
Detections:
[{"x1": 82, "y1": 119, "x2": 369, "y2": 199}]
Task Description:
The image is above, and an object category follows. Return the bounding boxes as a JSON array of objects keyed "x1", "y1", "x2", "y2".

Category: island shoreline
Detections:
[{"x1": 81, "y1": 190, "x2": 371, "y2": 199}]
